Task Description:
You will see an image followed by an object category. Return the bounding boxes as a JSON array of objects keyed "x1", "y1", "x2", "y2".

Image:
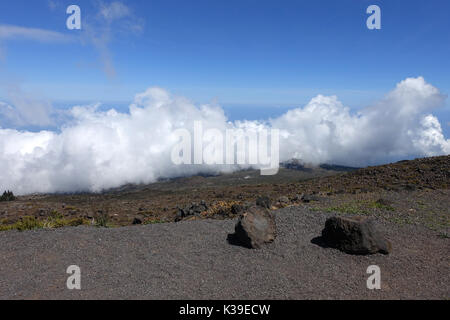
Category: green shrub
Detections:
[
  {"x1": 0, "y1": 190, "x2": 16, "y2": 202},
  {"x1": 15, "y1": 216, "x2": 44, "y2": 231},
  {"x1": 95, "y1": 211, "x2": 110, "y2": 228},
  {"x1": 0, "y1": 214, "x2": 89, "y2": 232}
]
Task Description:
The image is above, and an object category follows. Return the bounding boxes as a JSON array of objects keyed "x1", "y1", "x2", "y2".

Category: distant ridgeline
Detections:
[{"x1": 281, "y1": 159, "x2": 358, "y2": 172}]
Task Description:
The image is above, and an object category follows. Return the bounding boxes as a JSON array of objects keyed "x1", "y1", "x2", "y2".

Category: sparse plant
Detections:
[
  {"x1": 369, "y1": 200, "x2": 395, "y2": 211},
  {"x1": 94, "y1": 211, "x2": 110, "y2": 228},
  {"x1": 207, "y1": 200, "x2": 242, "y2": 217},
  {"x1": 324, "y1": 204, "x2": 365, "y2": 215},
  {"x1": 143, "y1": 219, "x2": 165, "y2": 225},
  {"x1": 437, "y1": 232, "x2": 449, "y2": 239},
  {"x1": 0, "y1": 213, "x2": 89, "y2": 232},
  {"x1": 15, "y1": 216, "x2": 44, "y2": 231}
]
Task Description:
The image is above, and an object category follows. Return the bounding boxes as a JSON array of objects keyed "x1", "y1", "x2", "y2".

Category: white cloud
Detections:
[
  {"x1": 271, "y1": 77, "x2": 449, "y2": 166},
  {"x1": 0, "y1": 77, "x2": 448, "y2": 195}
]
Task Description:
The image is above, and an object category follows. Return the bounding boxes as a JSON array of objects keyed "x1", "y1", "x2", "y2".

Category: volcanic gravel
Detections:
[{"x1": 0, "y1": 206, "x2": 448, "y2": 299}]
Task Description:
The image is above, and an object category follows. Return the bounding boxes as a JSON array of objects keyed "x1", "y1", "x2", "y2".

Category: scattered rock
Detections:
[
  {"x1": 37, "y1": 208, "x2": 48, "y2": 217},
  {"x1": 301, "y1": 194, "x2": 319, "y2": 203},
  {"x1": 321, "y1": 216, "x2": 392, "y2": 255},
  {"x1": 228, "y1": 205, "x2": 277, "y2": 249},
  {"x1": 375, "y1": 198, "x2": 392, "y2": 206},
  {"x1": 277, "y1": 196, "x2": 290, "y2": 206},
  {"x1": 231, "y1": 204, "x2": 244, "y2": 215},
  {"x1": 402, "y1": 184, "x2": 416, "y2": 191},
  {"x1": 255, "y1": 196, "x2": 271, "y2": 209},
  {"x1": 175, "y1": 201, "x2": 208, "y2": 222}
]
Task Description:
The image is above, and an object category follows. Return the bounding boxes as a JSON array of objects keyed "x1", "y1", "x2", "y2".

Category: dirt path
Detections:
[{"x1": 0, "y1": 207, "x2": 448, "y2": 299}]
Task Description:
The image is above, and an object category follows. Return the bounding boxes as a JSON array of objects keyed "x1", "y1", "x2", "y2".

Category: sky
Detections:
[
  {"x1": 0, "y1": 0, "x2": 449, "y2": 194},
  {"x1": 0, "y1": 0, "x2": 449, "y2": 105}
]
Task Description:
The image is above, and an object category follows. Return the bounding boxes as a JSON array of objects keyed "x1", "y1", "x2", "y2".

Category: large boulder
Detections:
[
  {"x1": 321, "y1": 216, "x2": 392, "y2": 255},
  {"x1": 229, "y1": 206, "x2": 277, "y2": 249}
]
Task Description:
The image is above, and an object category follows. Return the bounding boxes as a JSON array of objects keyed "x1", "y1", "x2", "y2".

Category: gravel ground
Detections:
[{"x1": 0, "y1": 206, "x2": 448, "y2": 300}]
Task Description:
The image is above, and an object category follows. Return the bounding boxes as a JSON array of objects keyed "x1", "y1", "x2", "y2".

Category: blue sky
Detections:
[{"x1": 0, "y1": 0, "x2": 449, "y2": 129}]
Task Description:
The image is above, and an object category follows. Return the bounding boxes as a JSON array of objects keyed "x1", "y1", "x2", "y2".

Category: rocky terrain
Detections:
[
  {"x1": 0, "y1": 205, "x2": 448, "y2": 299},
  {"x1": 0, "y1": 155, "x2": 448, "y2": 235},
  {"x1": 0, "y1": 155, "x2": 448, "y2": 299}
]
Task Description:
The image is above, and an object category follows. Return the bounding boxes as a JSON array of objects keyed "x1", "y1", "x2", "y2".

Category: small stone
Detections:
[
  {"x1": 255, "y1": 196, "x2": 271, "y2": 209},
  {"x1": 301, "y1": 194, "x2": 319, "y2": 203},
  {"x1": 231, "y1": 204, "x2": 243, "y2": 215},
  {"x1": 278, "y1": 196, "x2": 289, "y2": 205}
]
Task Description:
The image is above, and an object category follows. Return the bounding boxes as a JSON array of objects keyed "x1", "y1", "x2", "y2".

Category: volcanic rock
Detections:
[
  {"x1": 229, "y1": 205, "x2": 277, "y2": 249},
  {"x1": 321, "y1": 216, "x2": 392, "y2": 255}
]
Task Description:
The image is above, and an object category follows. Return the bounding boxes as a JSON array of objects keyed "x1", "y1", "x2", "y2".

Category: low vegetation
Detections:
[
  {"x1": 0, "y1": 211, "x2": 90, "y2": 232},
  {"x1": 94, "y1": 211, "x2": 110, "y2": 228}
]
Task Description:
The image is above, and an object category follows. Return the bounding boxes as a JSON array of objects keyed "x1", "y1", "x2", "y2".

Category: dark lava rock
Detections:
[
  {"x1": 321, "y1": 216, "x2": 392, "y2": 255},
  {"x1": 37, "y1": 208, "x2": 48, "y2": 217},
  {"x1": 231, "y1": 204, "x2": 244, "y2": 215},
  {"x1": 175, "y1": 201, "x2": 208, "y2": 222},
  {"x1": 375, "y1": 198, "x2": 392, "y2": 206},
  {"x1": 301, "y1": 194, "x2": 319, "y2": 203},
  {"x1": 228, "y1": 206, "x2": 277, "y2": 249},
  {"x1": 277, "y1": 196, "x2": 290, "y2": 206},
  {"x1": 256, "y1": 196, "x2": 271, "y2": 209},
  {"x1": 402, "y1": 184, "x2": 417, "y2": 191}
]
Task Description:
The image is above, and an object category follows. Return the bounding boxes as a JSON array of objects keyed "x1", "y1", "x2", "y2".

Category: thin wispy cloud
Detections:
[
  {"x1": 0, "y1": 84, "x2": 54, "y2": 128},
  {"x1": 47, "y1": 0, "x2": 61, "y2": 11},
  {"x1": 0, "y1": 1, "x2": 143, "y2": 79},
  {"x1": 82, "y1": 1, "x2": 145, "y2": 78},
  {"x1": 99, "y1": 1, "x2": 131, "y2": 22},
  {"x1": 0, "y1": 24, "x2": 73, "y2": 43}
]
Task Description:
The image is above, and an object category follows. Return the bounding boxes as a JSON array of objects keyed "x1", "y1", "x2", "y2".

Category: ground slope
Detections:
[{"x1": 0, "y1": 206, "x2": 448, "y2": 300}]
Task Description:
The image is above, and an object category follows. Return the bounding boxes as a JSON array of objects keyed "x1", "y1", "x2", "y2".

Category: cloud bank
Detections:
[{"x1": 0, "y1": 77, "x2": 449, "y2": 195}]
